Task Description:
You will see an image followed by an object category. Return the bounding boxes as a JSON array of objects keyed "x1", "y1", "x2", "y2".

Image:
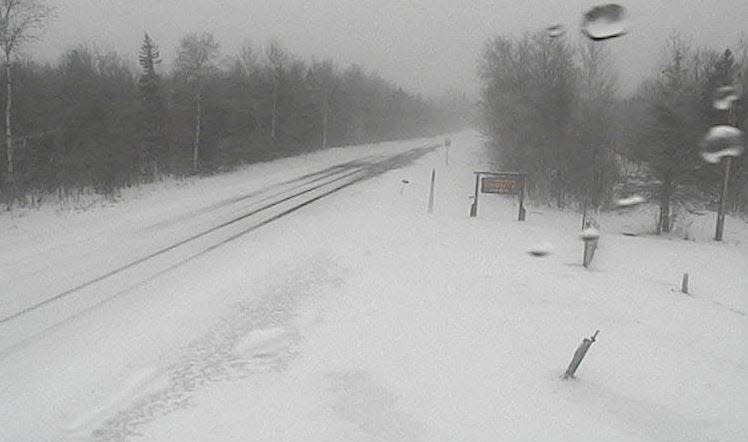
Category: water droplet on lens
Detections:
[
  {"x1": 701, "y1": 125, "x2": 745, "y2": 162},
  {"x1": 703, "y1": 125, "x2": 743, "y2": 145},
  {"x1": 701, "y1": 151, "x2": 721, "y2": 164},
  {"x1": 547, "y1": 24, "x2": 565, "y2": 38},
  {"x1": 713, "y1": 86, "x2": 740, "y2": 111},
  {"x1": 615, "y1": 195, "x2": 646, "y2": 208},
  {"x1": 701, "y1": 146, "x2": 745, "y2": 163},
  {"x1": 582, "y1": 4, "x2": 628, "y2": 41}
]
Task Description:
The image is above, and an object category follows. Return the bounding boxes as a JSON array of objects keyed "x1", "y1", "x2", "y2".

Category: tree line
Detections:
[
  {"x1": 0, "y1": 31, "x2": 470, "y2": 208},
  {"x1": 480, "y1": 32, "x2": 748, "y2": 233}
]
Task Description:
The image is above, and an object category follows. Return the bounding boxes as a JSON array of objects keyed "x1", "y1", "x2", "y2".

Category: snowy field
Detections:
[{"x1": 1, "y1": 131, "x2": 747, "y2": 441}]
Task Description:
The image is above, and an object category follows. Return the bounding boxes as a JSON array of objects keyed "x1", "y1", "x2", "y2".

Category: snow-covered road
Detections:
[
  {"x1": 0, "y1": 138, "x2": 439, "y2": 440},
  {"x1": 1, "y1": 131, "x2": 747, "y2": 441},
  {"x1": 0, "y1": 143, "x2": 438, "y2": 351}
]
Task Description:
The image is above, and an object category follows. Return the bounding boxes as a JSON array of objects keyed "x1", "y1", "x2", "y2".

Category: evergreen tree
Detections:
[
  {"x1": 137, "y1": 33, "x2": 167, "y2": 177},
  {"x1": 627, "y1": 37, "x2": 715, "y2": 233}
]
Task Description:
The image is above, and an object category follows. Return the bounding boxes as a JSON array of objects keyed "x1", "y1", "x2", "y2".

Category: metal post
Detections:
[{"x1": 563, "y1": 330, "x2": 599, "y2": 379}]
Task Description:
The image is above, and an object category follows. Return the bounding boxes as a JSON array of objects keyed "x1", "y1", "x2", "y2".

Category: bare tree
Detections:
[
  {"x1": 0, "y1": 0, "x2": 53, "y2": 207},
  {"x1": 575, "y1": 41, "x2": 619, "y2": 210},
  {"x1": 265, "y1": 40, "x2": 288, "y2": 140},
  {"x1": 175, "y1": 32, "x2": 219, "y2": 171},
  {"x1": 479, "y1": 32, "x2": 577, "y2": 204},
  {"x1": 237, "y1": 39, "x2": 262, "y2": 134},
  {"x1": 239, "y1": 40, "x2": 258, "y2": 79},
  {"x1": 309, "y1": 58, "x2": 337, "y2": 148}
]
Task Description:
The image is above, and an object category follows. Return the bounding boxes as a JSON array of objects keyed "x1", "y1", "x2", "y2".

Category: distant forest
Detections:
[
  {"x1": 480, "y1": 33, "x2": 748, "y2": 232},
  {"x1": 0, "y1": 32, "x2": 472, "y2": 208}
]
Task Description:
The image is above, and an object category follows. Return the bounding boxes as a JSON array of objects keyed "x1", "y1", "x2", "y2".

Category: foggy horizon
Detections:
[{"x1": 27, "y1": 0, "x2": 748, "y2": 98}]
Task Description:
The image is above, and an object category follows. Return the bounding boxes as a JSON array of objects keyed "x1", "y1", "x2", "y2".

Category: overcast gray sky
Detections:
[{"x1": 32, "y1": 1, "x2": 748, "y2": 97}]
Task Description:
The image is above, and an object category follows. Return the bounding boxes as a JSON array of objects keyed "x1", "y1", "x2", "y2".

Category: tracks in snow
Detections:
[{"x1": 0, "y1": 144, "x2": 438, "y2": 354}]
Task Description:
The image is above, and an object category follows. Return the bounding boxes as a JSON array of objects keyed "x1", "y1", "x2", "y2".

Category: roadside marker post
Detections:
[
  {"x1": 444, "y1": 137, "x2": 451, "y2": 167},
  {"x1": 427, "y1": 169, "x2": 436, "y2": 214},
  {"x1": 581, "y1": 225, "x2": 600, "y2": 269},
  {"x1": 563, "y1": 330, "x2": 600, "y2": 380},
  {"x1": 583, "y1": 239, "x2": 598, "y2": 268},
  {"x1": 400, "y1": 179, "x2": 410, "y2": 195}
]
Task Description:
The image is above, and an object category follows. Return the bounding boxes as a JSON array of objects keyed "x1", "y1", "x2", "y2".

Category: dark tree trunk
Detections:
[
  {"x1": 193, "y1": 92, "x2": 201, "y2": 171},
  {"x1": 658, "y1": 171, "x2": 672, "y2": 234},
  {"x1": 5, "y1": 55, "x2": 13, "y2": 209}
]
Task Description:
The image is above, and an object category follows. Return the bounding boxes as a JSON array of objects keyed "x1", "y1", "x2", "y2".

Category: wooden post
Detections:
[
  {"x1": 681, "y1": 273, "x2": 689, "y2": 294},
  {"x1": 715, "y1": 157, "x2": 731, "y2": 241},
  {"x1": 715, "y1": 101, "x2": 737, "y2": 241},
  {"x1": 428, "y1": 169, "x2": 436, "y2": 214},
  {"x1": 563, "y1": 330, "x2": 599, "y2": 379},
  {"x1": 470, "y1": 173, "x2": 480, "y2": 217},
  {"x1": 582, "y1": 198, "x2": 589, "y2": 229}
]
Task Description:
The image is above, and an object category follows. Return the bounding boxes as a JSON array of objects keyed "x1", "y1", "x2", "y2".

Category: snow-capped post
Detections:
[
  {"x1": 427, "y1": 169, "x2": 436, "y2": 214},
  {"x1": 681, "y1": 273, "x2": 689, "y2": 294},
  {"x1": 581, "y1": 226, "x2": 600, "y2": 268},
  {"x1": 563, "y1": 330, "x2": 599, "y2": 380}
]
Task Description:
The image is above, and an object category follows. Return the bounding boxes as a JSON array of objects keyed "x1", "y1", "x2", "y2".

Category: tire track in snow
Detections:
[
  {"x1": 140, "y1": 157, "x2": 372, "y2": 233},
  {"x1": 0, "y1": 166, "x2": 364, "y2": 325},
  {"x1": 0, "y1": 143, "x2": 439, "y2": 357}
]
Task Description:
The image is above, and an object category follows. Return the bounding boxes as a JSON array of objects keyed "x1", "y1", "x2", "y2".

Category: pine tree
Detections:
[
  {"x1": 628, "y1": 37, "x2": 714, "y2": 233},
  {"x1": 137, "y1": 33, "x2": 167, "y2": 177}
]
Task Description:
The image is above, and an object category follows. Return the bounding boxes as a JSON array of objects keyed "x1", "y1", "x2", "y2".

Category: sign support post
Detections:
[{"x1": 470, "y1": 173, "x2": 480, "y2": 217}]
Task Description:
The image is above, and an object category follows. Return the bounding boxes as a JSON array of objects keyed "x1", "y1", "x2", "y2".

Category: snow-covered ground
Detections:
[{"x1": 1, "y1": 131, "x2": 746, "y2": 441}]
